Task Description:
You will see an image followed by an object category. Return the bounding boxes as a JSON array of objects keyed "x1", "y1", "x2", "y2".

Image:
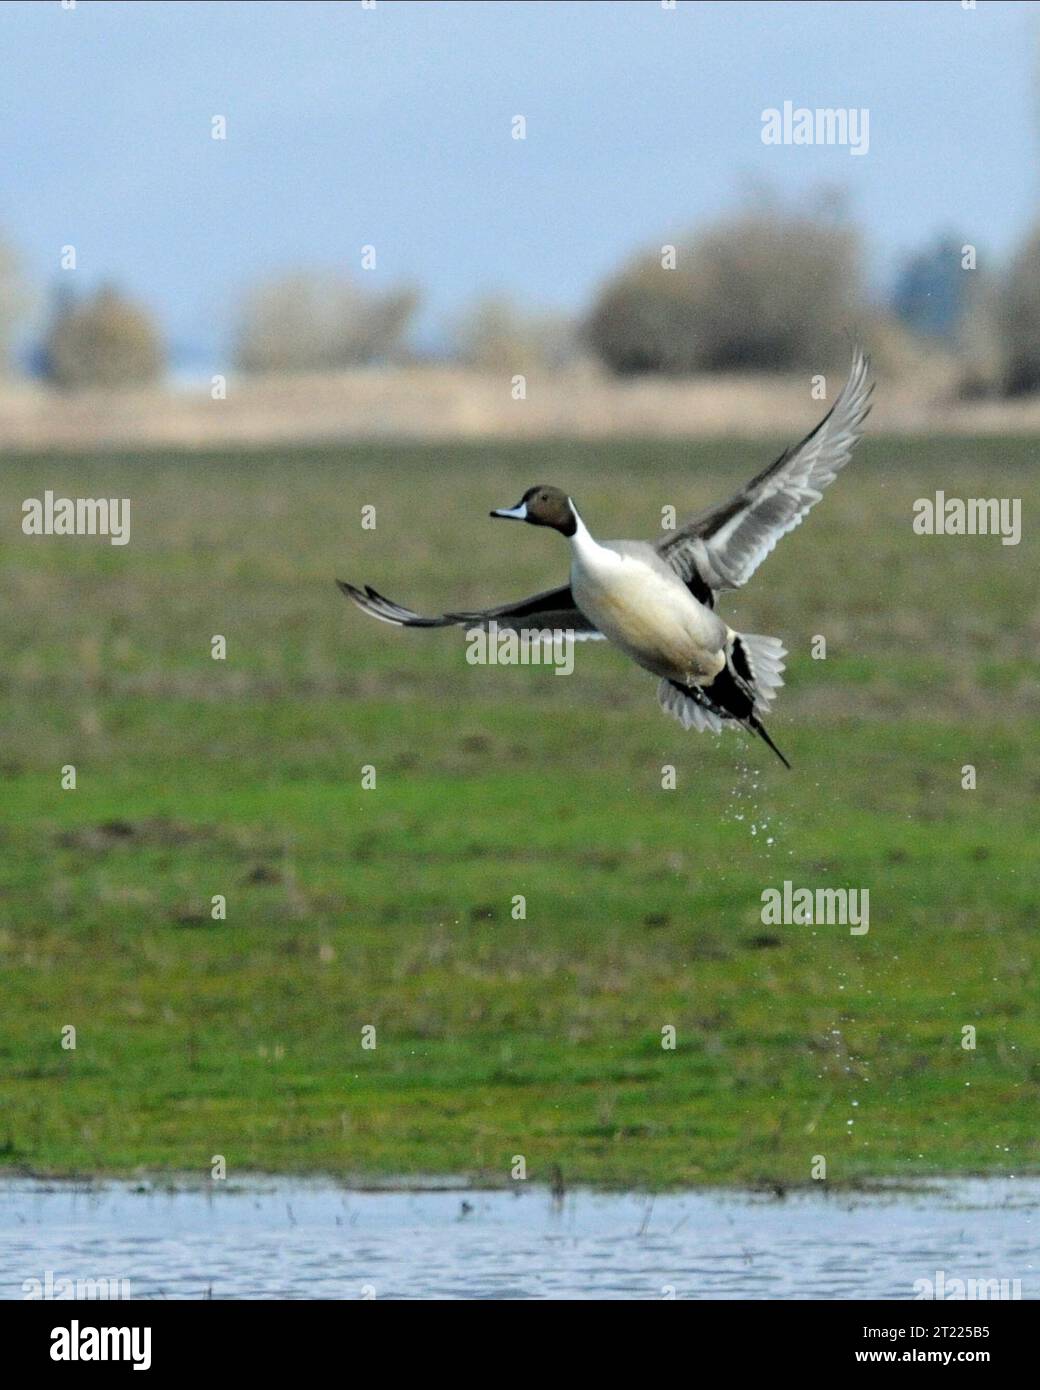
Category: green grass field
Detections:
[{"x1": 1, "y1": 436, "x2": 1037, "y2": 1188}]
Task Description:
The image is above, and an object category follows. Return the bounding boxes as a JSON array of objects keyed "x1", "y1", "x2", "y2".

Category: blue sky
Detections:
[{"x1": 2, "y1": 0, "x2": 1038, "y2": 367}]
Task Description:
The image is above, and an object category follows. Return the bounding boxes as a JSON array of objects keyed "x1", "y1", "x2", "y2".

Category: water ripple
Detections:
[{"x1": 1, "y1": 1177, "x2": 1036, "y2": 1300}]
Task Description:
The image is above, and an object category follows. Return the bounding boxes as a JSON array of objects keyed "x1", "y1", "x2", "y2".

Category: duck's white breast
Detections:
[{"x1": 570, "y1": 541, "x2": 725, "y2": 682}]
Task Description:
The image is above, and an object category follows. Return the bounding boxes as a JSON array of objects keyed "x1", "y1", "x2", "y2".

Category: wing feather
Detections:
[
  {"x1": 657, "y1": 348, "x2": 874, "y2": 592},
  {"x1": 337, "y1": 580, "x2": 604, "y2": 639}
]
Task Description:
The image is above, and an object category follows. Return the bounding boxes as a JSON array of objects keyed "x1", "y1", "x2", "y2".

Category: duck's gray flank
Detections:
[{"x1": 338, "y1": 349, "x2": 874, "y2": 768}]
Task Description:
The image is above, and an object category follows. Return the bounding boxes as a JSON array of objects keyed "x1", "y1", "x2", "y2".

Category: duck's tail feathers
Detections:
[
  {"x1": 656, "y1": 630, "x2": 791, "y2": 768},
  {"x1": 732, "y1": 632, "x2": 786, "y2": 717},
  {"x1": 746, "y1": 713, "x2": 791, "y2": 769},
  {"x1": 657, "y1": 677, "x2": 725, "y2": 733}
]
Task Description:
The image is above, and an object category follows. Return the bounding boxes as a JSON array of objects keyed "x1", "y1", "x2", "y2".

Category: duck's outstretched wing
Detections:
[
  {"x1": 337, "y1": 580, "x2": 604, "y2": 639},
  {"x1": 656, "y1": 348, "x2": 874, "y2": 594}
]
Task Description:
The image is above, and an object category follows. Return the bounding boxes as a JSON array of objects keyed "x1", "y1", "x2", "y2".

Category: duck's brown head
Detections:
[{"x1": 490, "y1": 485, "x2": 577, "y2": 537}]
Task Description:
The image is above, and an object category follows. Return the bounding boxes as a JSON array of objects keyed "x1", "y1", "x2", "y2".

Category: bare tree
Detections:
[
  {"x1": 585, "y1": 200, "x2": 863, "y2": 375},
  {"x1": 997, "y1": 227, "x2": 1040, "y2": 395},
  {"x1": 0, "y1": 233, "x2": 28, "y2": 374},
  {"x1": 44, "y1": 285, "x2": 164, "y2": 390},
  {"x1": 452, "y1": 294, "x2": 579, "y2": 373},
  {"x1": 234, "y1": 270, "x2": 419, "y2": 374}
]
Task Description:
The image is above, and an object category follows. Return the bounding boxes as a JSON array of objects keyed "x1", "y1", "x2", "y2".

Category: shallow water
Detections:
[{"x1": 1, "y1": 1176, "x2": 1037, "y2": 1300}]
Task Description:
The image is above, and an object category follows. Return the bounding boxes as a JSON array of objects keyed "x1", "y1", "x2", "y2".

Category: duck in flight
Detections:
[{"x1": 339, "y1": 350, "x2": 873, "y2": 769}]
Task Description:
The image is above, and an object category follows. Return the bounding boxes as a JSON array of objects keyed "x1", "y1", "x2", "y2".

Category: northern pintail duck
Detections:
[{"x1": 339, "y1": 350, "x2": 873, "y2": 768}]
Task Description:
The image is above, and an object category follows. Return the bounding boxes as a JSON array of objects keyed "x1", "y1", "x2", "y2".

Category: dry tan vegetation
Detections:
[{"x1": 4, "y1": 359, "x2": 1040, "y2": 452}]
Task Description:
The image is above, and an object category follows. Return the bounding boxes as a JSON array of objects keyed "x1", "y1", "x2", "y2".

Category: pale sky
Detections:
[{"x1": 2, "y1": 0, "x2": 1038, "y2": 368}]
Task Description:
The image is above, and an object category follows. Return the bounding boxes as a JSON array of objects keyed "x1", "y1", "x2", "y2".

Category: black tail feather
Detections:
[
  {"x1": 664, "y1": 671, "x2": 792, "y2": 770},
  {"x1": 748, "y1": 715, "x2": 791, "y2": 769}
]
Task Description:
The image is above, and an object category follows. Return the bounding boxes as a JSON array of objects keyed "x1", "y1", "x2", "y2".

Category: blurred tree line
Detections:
[
  {"x1": 1, "y1": 195, "x2": 1040, "y2": 394},
  {"x1": 43, "y1": 285, "x2": 164, "y2": 389},
  {"x1": 585, "y1": 194, "x2": 859, "y2": 374},
  {"x1": 233, "y1": 271, "x2": 419, "y2": 374}
]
